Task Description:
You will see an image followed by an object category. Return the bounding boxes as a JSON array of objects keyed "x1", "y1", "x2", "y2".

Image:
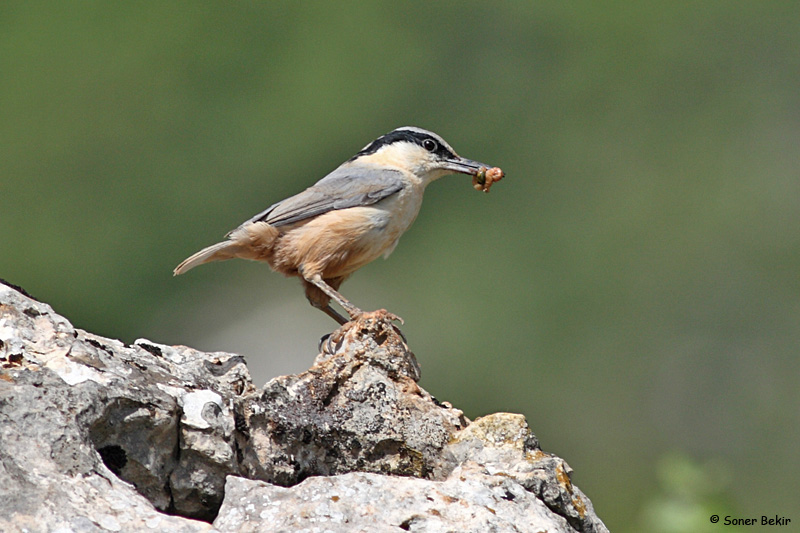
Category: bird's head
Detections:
[{"x1": 351, "y1": 126, "x2": 495, "y2": 185}]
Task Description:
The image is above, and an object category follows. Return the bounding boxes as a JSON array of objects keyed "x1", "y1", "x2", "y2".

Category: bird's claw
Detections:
[{"x1": 357, "y1": 309, "x2": 404, "y2": 325}]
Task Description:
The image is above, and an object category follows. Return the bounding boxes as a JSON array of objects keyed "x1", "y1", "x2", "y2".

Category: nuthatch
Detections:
[{"x1": 174, "y1": 126, "x2": 503, "y2": 325}]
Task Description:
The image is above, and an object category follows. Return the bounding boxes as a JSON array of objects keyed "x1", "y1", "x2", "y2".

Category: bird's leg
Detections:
[
  {"x1": 319, "y1": 304, "x2": 349, "y2": 326},
  {"x1": 304, "y1": 273, "x2": 364, "y2": 321}
]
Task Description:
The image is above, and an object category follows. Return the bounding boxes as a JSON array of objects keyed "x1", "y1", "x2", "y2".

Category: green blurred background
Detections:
[{"x1": 3, "y1": 2, "x2": 798, "y2": 530}]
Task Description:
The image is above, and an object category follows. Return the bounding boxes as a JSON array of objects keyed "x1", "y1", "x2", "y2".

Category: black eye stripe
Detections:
[{"x1": 353, "y1": 129, "x2": 456, "y2": 160}]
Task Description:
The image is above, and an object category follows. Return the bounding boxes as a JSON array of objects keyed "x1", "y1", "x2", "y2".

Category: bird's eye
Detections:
[{"x1": 422, "y1": 139, "x2": 438, "y2": 152}]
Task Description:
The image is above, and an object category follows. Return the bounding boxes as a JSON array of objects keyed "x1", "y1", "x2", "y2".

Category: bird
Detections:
[{"x1": 173, "y1": 126, "x2": 502, "y2": 325}]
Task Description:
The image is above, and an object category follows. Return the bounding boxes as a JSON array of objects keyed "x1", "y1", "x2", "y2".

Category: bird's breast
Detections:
[
  {"x1": 273, "y1": 182, "x2": 426, "y2": 279},
  {"x1": 371, "y1": 182, "x2": 425, "y2": 253},
  {"x1": 330, "y1": 183, "x2": 425, "y2": 264}
]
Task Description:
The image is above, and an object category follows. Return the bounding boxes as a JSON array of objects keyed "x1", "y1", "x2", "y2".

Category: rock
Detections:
[
  {"x1": 0, "y1": 282, "x2": 223, "y2": 532},
  {"x1": 442, "y1": 413, "x2": 604, "y2": 532},
  {"x1": 214, "y1": 472, "x2": 571, "y2": 533},
  {"x1": 235, "y1": 310, "x2": 466, "y2": 486},
  {"x1": 0, "y1": 280, "x2": 608, "y2": 532}
]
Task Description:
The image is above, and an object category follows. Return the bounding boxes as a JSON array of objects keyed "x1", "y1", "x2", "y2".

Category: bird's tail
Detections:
[{"x1": 173, "y1": 240, "x2": 246, "y2": 276}]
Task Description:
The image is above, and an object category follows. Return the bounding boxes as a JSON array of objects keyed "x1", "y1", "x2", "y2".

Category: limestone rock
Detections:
[
  {"x1": 214, "y1": 472, "x2": 572, "y2": 533},
  {"x1": 0, "y1": 281, "x2": 607, "y2": 532},
  {"x1": 235, "y1": 310, "x2": 467, "y2": 486}
]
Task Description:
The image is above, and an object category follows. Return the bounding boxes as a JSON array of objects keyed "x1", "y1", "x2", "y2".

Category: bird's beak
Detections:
[{"x1": 441, "y1": 156, "x2": 494, "y2": 176}]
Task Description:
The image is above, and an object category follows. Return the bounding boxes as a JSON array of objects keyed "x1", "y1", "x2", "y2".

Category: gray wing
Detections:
[{"x1": 245, "y1": 165, "x2": 406, "y2": 227}]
